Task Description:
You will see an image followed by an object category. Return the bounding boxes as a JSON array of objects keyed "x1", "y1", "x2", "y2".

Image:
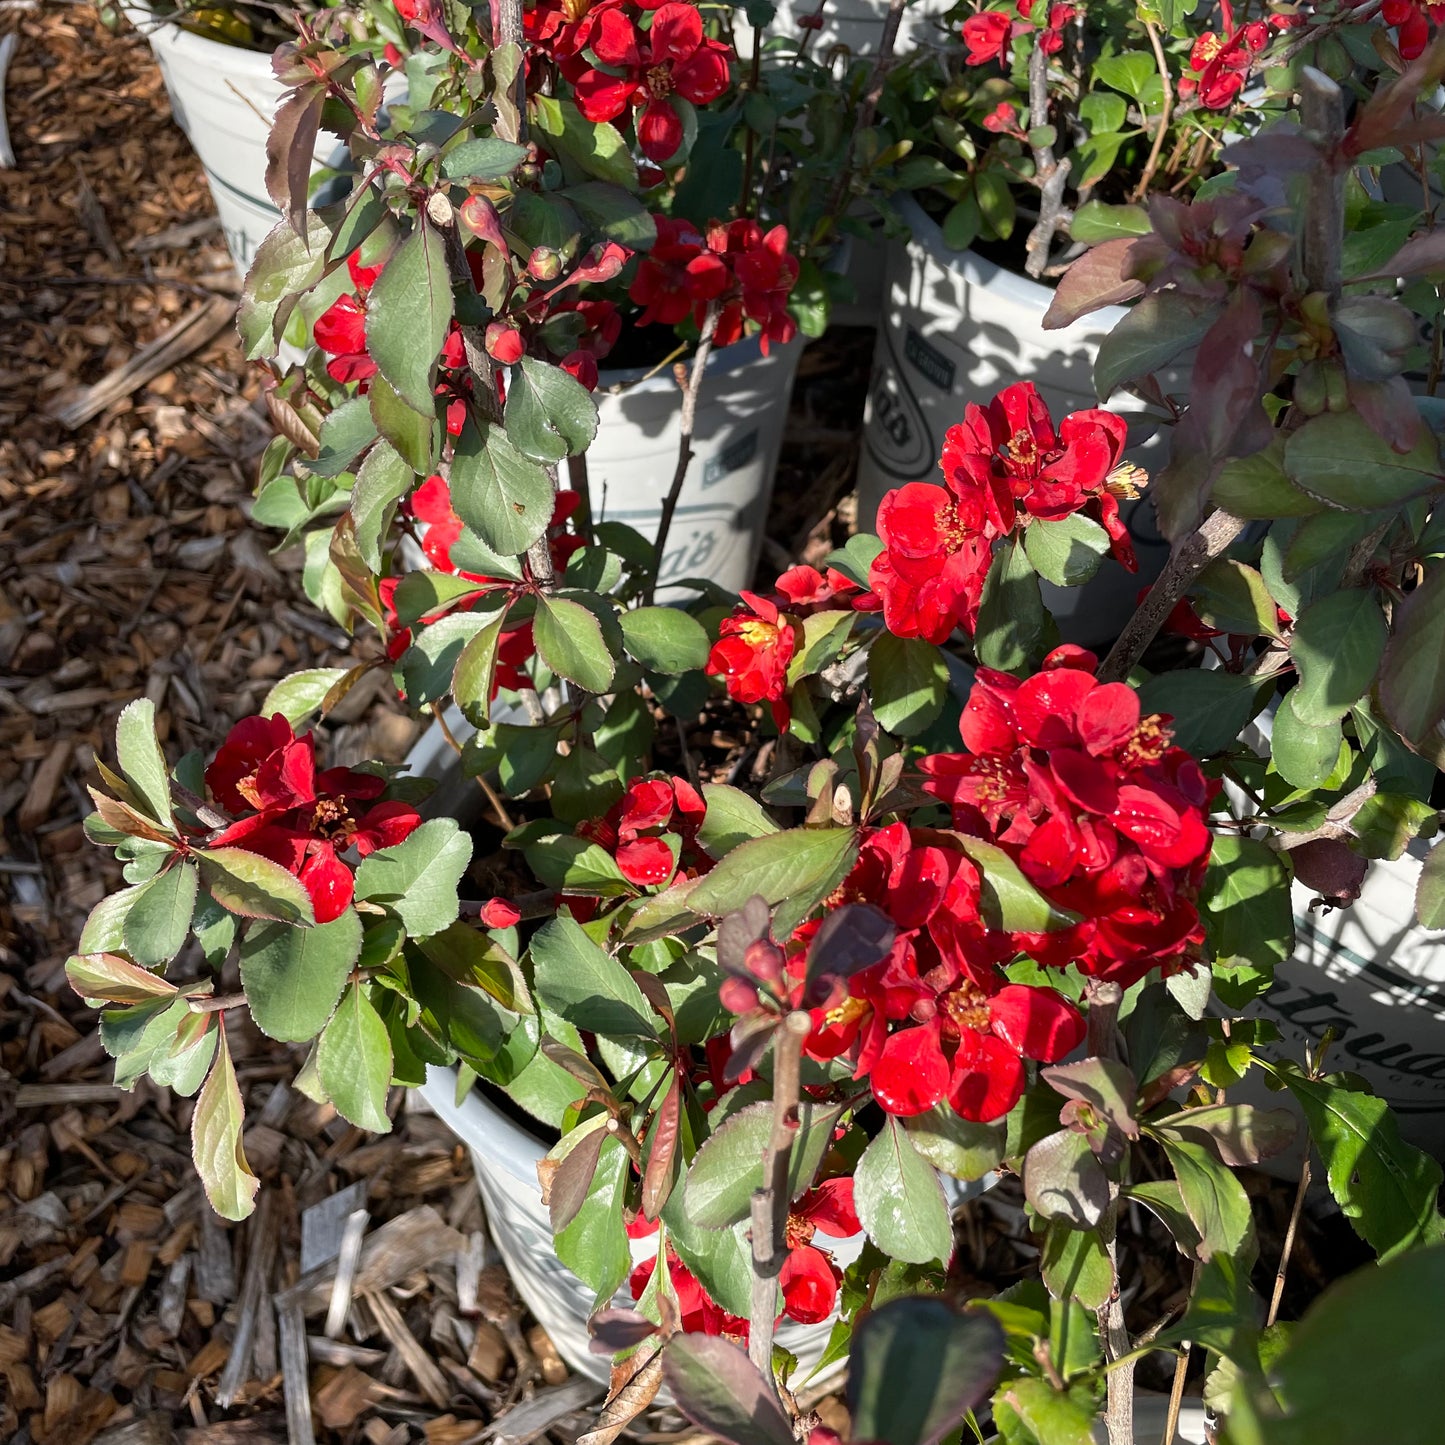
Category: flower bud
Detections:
[
  {"x1": 460, "y1": 194, "x2": 506, "y2": 250},
  {"x1": 485, "y1": 322, "x2": 525, "y2": 364},
  {"x1": 527, "y1": 246, "x2": 562, "y2": 281},
  {"x1": 719, "y1": 976, "x2": 761, "y2": 1015}
]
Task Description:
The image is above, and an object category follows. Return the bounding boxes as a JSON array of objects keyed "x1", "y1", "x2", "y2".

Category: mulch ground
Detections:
[{"x1": 0, "y1": 7, "x2": 868, "y2": 1441}]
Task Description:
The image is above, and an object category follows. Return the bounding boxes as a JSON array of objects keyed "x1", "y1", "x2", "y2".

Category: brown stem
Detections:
[
  {"x1": 1162, "y1": 1339, "x2": 1190, "y2": 1445},
  {"x1": 188, "y1": 994, "x2": 247, "y2": 1014},
  {"x1": 1130, "y1": 23, "x2": 1175, "y2": 204},
  {"x1": 528, "y1": 474, "x2": 559, "y2": 593},
  {"x1": 738, "y1": 29, "x2": 763, "y2": 218},
  {"x1": 643, "y1": 300, "x2": 720, "y2": 605},
  {"x1": 566, "y1": 451, "x2": 593, "y2": 546},
  {"x1": 1096, "y1": 510, "x2": 1249, "y2": 684},
  {"x1": 432, "y1": 703, "x2": 517, "y2": 831},
  {"x1": 426, "y1": 190, "x2": 503, "y2": 428},
  {"x1": 747, "y1": 1010, "x2": 811, "y2": 1394},
  {"x1": 1097, "y1": 1203, "x2": 1135, "y2": 1445},
  {"x1": 1266, "y1": 1158, "x2": 1311, "y2": 1329},
  {"x1": 1299, "y1": 68, "x2": 1344, "y2": 297},
  {"x1": 821, "y1": 0, "x2": 907, "y2": 236},
  {"x1": 1024, "y1": 42, "x2": 1072, "y2": 279},
  {"x1": 493, "y1": 0, "x2": 528, "y2": 143}
]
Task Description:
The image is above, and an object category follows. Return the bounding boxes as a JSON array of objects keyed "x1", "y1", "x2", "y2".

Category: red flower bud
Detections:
[
  {"x1": 527, "y1": 246, "x2": 562, "y2": 281},
  {"x1": 485, "y1": 322, "x2": 525, "y2": 364},
  {"x1": 460, "y1": 194, "x2": 506, "y2": 250},
  {"x1": 478, "y1": 898, "x2": 522, "y2": 928}
]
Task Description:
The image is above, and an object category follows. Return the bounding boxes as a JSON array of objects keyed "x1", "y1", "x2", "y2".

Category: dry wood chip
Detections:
[{"x1": 366, "y1": 1290, "x2": 451, "y2": 1411}]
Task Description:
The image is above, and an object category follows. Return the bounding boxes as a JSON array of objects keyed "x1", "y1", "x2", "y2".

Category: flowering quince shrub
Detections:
[{"x1": 64, "y1": 21, "x2": 1445, "y2": 1445}]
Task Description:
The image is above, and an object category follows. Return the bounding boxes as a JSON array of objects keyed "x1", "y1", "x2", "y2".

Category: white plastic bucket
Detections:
[
  {"x1": 590, "y1": 334, "x2": 804, "y2": 596},
  {"x1": 405, "y1": 716, "x2": 989, "y2": 1381},
  {"x1": 735, "y1": 0, "x2": 954, "y2": 60},
  {"x1": 122, "y1": 4, "x2": 311, "y2": 272},
  {"x1": 855, "y1": 195, "x2": 1174, "y2": 649}
]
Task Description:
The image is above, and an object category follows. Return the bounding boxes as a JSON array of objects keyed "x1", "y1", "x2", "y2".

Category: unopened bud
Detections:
[
  {"x1": 485, "y1": 322, "x2": 525, "y2": 365},
  {"x1": 460, "y1": 194, "x2": 506, "y2": 250},
  {"x1": 527, "y1": 246, "x2": 562, "y2": 281}
]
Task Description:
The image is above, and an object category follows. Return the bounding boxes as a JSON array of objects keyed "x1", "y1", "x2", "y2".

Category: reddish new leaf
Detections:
[
  {"x1": 265, "y1": 85, "x2": 325, "y2": 239},
  {"x1": 546, "y1": 1120, "x2": 609, "y2": 1235},
  {"x1": 641, "y1": 1073, "x2": 681, "y2": 1221},
  {"x1": 1042, "y1": 237, "x2": 1147, "y2": 330}
]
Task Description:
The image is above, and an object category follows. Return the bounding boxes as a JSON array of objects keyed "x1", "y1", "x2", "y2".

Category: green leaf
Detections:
[
  {"x1": 848, "y1": 1298, "x2": 1005, "y2": 1445},
  {"x1": 786, "y1": 608, "x2": 856, "y2": 684},
  {"x1": 1278, "y1": 1064, "x2": 1444, "y2": 1260},
  {"x1": 868, "y1": 633, "x2": 950, "y2": 736},
  {"x1": 317, "y1": 981, "x2": 394, "y2": 1132},
  {"x1": 123, "y1": 862, "x2": 198, "y2": 967},
  {"x1": 149, "y1": 1011, "x2": 218, "y2": 1097},
  {"x1": 1291, "y1": 589, "x2": 1388, "y2": 725},
  {"x1": 1040, "y1": 1223, "x2": 1112, "y2": 1311},
  {"x1": 620, "y1": 606, "x2": 710, "y2": 674},
  {"x1": 392, "y1": 571, "x2": 487, "y2": 629},
  {"x1": 239, "y1": 208, "x2": 332, "y2": 359},
  {"x1": 351, "y1": 441, "x2": 415, "y2": 572},
  {"x1": 1069, "y1": 200, "x2": 1151, "y2": 244},
  {"x1": 1154, "y1": 1133, "x2": 1255, "y2": 1261},
  {"x1": 685, "y1": 826, "x2": 858, "y2": 938},
  {"x1": 369, "y1": 372, "x2": 436, "y2": 477},
  {"x1": 855, "y1": 1117, "x2": 954, "y2": 1265},
  {"x1": 310, "y1": 395, "x2": 379, "y2": 478},
  {"x1": 1023, "y1": 514, "x2": 1111, "y2": 588},
  {"x1": 1078, "y1": 91, "x2": 1126, "y2": 133},
  {"x1": 1201, "y1": 836, "x2": 1293, "y2": 1000},
  {"x1": 1379, "y1": 561, "x2": 1445, "y2": 752},
  {"x1": 952, "y1": 835, "x2": 1080, "y2": 933},
  {"x1": 1351, "y1": 791, "x2": 1436, "y2": 860},
  {"x1": 114, "y1": 698, "x2": 173, "y2": 828},
  {"x1": 903, "y1": 1103, "x2": 1004, "y2": 1181},
  {"x1": 1283, "y1": 411, "x2": 1444, "y2": 510},
  {"x1": 1417, "y1": 843, "x2": 1445, "y2": 928},
  {"x1": 1094, "y1": 291, "x2": 1217, "y2": 400},
  {"x1": 1191, "y1": 559, "x2": 1283, "y2": 638},
  {"x1": 975, "y1": 538, "x2": 1044, "y2": 674},
  {"x1": 531, "y1": 96, "x2": 638, "y2": 186},
  {"x1": 449, "y1": 419, "x2": 556, "y2": 559},
  {"x1": 1211, "y1": 438, "x2": 1320, "y2": 519},
  {"x1": 533, "y1": 594, "x2": 616, "y2": 693},
  {"x1": 530, "y1": 914, "x2": 655, "y2": 1039},
  {"x1": 554, "y1": 1133, "x2": 631, "y2": 1303},
  {"x1": 365, "y1": 220, "x2": 453, "y2": 414},
  {"x1": 523, "y1": 834, "x2": 632, "y2": 895},
  {"x1": 697, "y1": 783, "x2": 778, "y2": 859},
  {"x1": 822, "y1": 533, "x2": 884, "y2": 590},
  {"x1": 1271, "y1": 692, "x2": 1343, "y2": 790},
  {"x1": 354, "y1": 817, "x2": 471, "y2": 939},
  {"x1": 66, "y1": 951, "x2": 179, "y2": 1005},
  {"x1": 1244, "y1": 1240, "x2": 1445, "y2": 1445},
  {"x1": 452, "y1": 614, "x2": 508, "y2": 729},
  {"x1": 563, "y1": 181, "x2": 657, "y2": 249},
  {"x1": 191, "y1": 1026, "x2": 258, "y2": 1221},
  {"x1": 662, "y1": 1335, "x2": 796, "y2": 1445},
  {"x1": 239, "y1": 909, "x2": 362, "y2": 1043},
  {"x1": 994, "y1": 1378, "x2": 1097, "y2": 1445},
  {"x1": 195, "y1": 847, "x2": 317, "y2": 925},
  {"x1": 1136, "y1": 668, "x2": 1263, "y2": 756},
  {"x1": 261, "y1": 668, "x2": 350, "y2": 726},
  {"x1": 683, "y1": 1099, "x2": 843, "y2": 1231},
  {"x1": 400, "y1": 612, "x2": 495, "y2": 705},
  {"x1": 505, "y1": 356, "x2": 599, "y2": 464},
  {"x1": 440, "y1": 135, "x2": 529, "y2": 181}
]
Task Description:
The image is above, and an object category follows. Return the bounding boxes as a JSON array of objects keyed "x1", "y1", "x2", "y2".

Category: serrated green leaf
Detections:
[
  {"x1": 855, "y1": 1117, "x2": 954, "y2": 1264},
  {"x1": 1284, "y1": 411, "x2": 1443, "y2": 510},
  {"x1": 449, "y1": 419, "x2": 556, "y2": 558},
  {"x1": 191, "y1": 1026, "x2": 258, "y2": 1220},
  {"x1": 365, "y1": 221, "x2": 453, "y2": 414},
  {"x1": 903, "y1": 1102, "x2": 1004, "y2": 1181},
  {"x1": 122, "y1": 862, "x2": 198, "y2": 967},
  {"x1": 317, "y1": 981, "x2": 394, "y2": 1132},
  {"x1": 1291, "y1": 589, "x2": 1388, "y2": 725},
  {"x1": 195, "y1": 847, "x2": 316, "y2": 925},
  {"x1": 696, "y1": 783, "x2": 778, "y2": 859},
  {"x1": 354, "y1": 818, "x2": 471, "y2": 939},
  {"x1": 261, "y1": 668, "x2": 350, "y2": 726},
  {"x1": 351, "y1": 441, "x2": 414, "y2": 572},
  {"x1": 620, "y1": 606, "x2": 710, "y2": 674},
  {"x1": 530, "y1": 914, "x2": 655, "y2": 1039},
  {"x1": 1024, "y1": 513, "x2": 1112, "y2": 588},
  {"x1": 868, "y1": 633, "x2": 949, "y2": 736},
  {"x1": 975, "y1": 538, "x2": 1044, "y2": 674},
  {"x1": 505, "y1": 355, "x2": 599, "y2": 464},
  {"x1": 554, "y1": 1132, "x2": 631, "y2": 1303},
  {"x1": 533, "y1": 594, "x2": 616, "y2": 693},
  {"x1": 114, "y1": 698, "x2": 173, "y2": 828},
  {"x1": 1271, "y1": 692, "x2": 1343, "y2": 790}
]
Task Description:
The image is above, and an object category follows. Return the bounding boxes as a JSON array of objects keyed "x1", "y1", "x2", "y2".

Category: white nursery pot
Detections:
[
  {"x1": 591, "y1": 333, "x2": 804, "y2": 596},
  {"x1": 735, "y1": 0, "x2": 953, "y2": 60},
  {"x1": 405, "y1": 717, "x2": 990, "y2": 1381},
  {"x1": 855, "y1": 195, "x2": 1174, "y2": 650},
  {"x1": 122, "y1": 4, "x2": 319, "y2": 272}
]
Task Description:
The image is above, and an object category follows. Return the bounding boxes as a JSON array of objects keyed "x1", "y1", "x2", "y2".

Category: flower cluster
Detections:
[
  {"x1": 575, "y1": 773, "x2": 708, "y2": 887},
  {"x1": 704, "y1": 565, "x2": 866, "y2": 728},
  {"x1": 867, "y1": 383, "x2": 1140, "y2": 645},
  {"x1": 1179, "y1": 0, "x2": 1273, "y2": 110},
  {"x1": 919, "y1": 646, "x2": 1215, "y2": 987},
  {"x1": 961, "y1": 0, "x2": 1077, "y2": 67},
  {"x1": 628, "y1": 1177, "x2": 860, "y2": 1327},
  {"x1": 205, "y1": 716, "x2": 422, "y2": 923},
  {"x1": 629, "y1": 217, "x2": 800, "y2": 355},
  {"x1": 1383, "y1": 0, "x2": 1445, "y2": 58}
]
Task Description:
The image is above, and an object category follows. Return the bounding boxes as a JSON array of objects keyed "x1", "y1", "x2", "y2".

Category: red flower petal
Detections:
[
  {"x1": 795, "y1": 1177, "x2": 861, "y2": 1238},
  {"x1": 870, "y1": 1021, "x2": 951, "y2": 1116},
  {"x1": 779, "y1": 1244, "x2": 839, "y2": 1324},
  {"x1": 637, "y1": 98, "x2": 685, "y2": 163},
  {"x1": 479, "y1": 898, "x2": 522, "y2": 928},
  {"x1": 647, "y1": 1, "x2": 703, "y2": 62},
  {"x1": 615, "y1": 836, "x2": 677, "y2": 886},
  {"x1": 988, "y1": 983, "x2": 1085, "y2": 1062},
  {"x1": 1077, "y1": 681, "x2": 1141, "y2": 756},
  {"x1": 300, "y1": 844, "x2": 355, "y2": 924},
  {"x1": 948, "y1": 1030, "x2": 1025, "y2": 1122},
  {"x1": 1010, "y1": 666, "x2": 1097, "y2": 748}
]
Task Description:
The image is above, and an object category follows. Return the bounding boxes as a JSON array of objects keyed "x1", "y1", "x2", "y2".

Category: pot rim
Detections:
[
  {"x1": 120, "y1": 0, "x2": 281, "y2": 77},
  {"x1": 893, "y1": 192, "x2": 1132, "y2": 331}
]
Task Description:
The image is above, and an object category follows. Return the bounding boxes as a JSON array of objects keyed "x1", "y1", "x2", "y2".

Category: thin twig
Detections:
[
  {"x1": 747, "y1": 1011, "x2": 811, "y2": 1395},
  {"x1": 1097, "y1": 510, "x2": 1248, "y2": 684},
  {"x1": 1131, "y1": 23, "x2": 1175, "y2": 204},
  {"x1": 431, "y1": 703, "x2": 516, "y2": 831},
  {"x1": 1266, "y1": 1159, "x2": 1311, "y2": 1329},
  {"x1": 643, "y1": 301, "x2": 720, "y2": 605},
  {"x1": 566, "y1": 451, "x2": 593, "y2": 546}
]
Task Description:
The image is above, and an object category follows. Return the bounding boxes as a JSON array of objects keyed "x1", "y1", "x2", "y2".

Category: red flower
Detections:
[
  {"x1": 630, "y1": 1248, "x2": 749, "y2": 1337},
  {"x1": 1025, "y1": 0, "x2": 1076, "y2": 53},
  {"x1": 982, "y1": 101, "x2": 1023, "y2": 135},
  {"x1": 314, "y1": 250, "x2": 384, "y2": 384},
  {"x1": 772, "y1": 564, "x2": 861, "y2": 615},
  {"x1": 778, "y1": 1179, "x2": 861, "y2": 1323},
  {"x1": 870, "y1": 980, "x2": 1083, "y2": 1122},
  {"x1": 629, "y1": 216, "x2": 730, "y2": 329},
  {"x1": 918, "y1": 647, "x2": 1216, "y2": 987},
  {"x1": 705, "y1": 592, "x2": 796, "y2": 729},
  {"x1": 939, "y1": 381, "x2": 1138, "y2": 571},
  {"x1": 962, "y1": 9, "x2": 1011, "y2": 63},
  {"x1": 1180, "y1": 2, "x2": 1269, "y2": 109},
  {"x1": 868, "y1": 483, "x2": 994, "y2": 644},
  {"x1": 205, "y1": 718, "x2": 421, "y2": 924},
  {"x1": 567, "y1": 1, "x2": 732, "y2": 163},
  {"x1": 576, "y1": 774, "x2": 707, "y2": 889}
]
